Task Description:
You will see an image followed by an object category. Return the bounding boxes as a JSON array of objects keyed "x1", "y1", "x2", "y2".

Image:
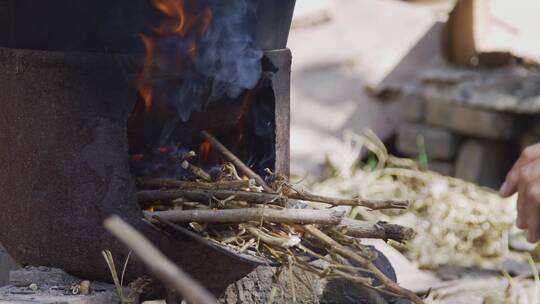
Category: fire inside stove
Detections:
[
  {"x1": 0, "y1": 2, "x2": 419, "y2": 301},
  {"x1": 128, "y1": 0, "x2": 277, "y2": 181},
  {"x1": 0, "y1": 0, "x2": 293, "y2": 293}
]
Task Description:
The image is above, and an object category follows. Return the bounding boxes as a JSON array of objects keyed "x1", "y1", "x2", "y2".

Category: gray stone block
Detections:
[
  {"x1": 427, "y1": 162, "x2": 454, "y2": 176},
  {"x1": 218, "y1": 266, "x2": 321, "y2": 304},
  {"x1": 401, "y1": 91, "x2": 426, "y2": 123},
  {"x1": 219, "y1": 248, "x2": 404, "y2": 304},
  {"x1": 420, "y1": 68, "x2": 478, "y2": 85},
  {"x1": 0, "y1": 245, "x2": 17, "y2": 287},
  {"x1": 0, "y1": 267, "x2": 123, "y2": 304},
  {"x1": 396, "y1": 123, "x2": 460, "y2": 160},
  {"x1": 420, "y1": 66, "x2": 540, "y2": 114},
  {"x1": 455, "y1": 139, "x2": 514, "y2": 189},
  {"x1": 0, "y1": 284, "x2": 120, "y2": 304},
  {"x1": 425, "y1": 101, "x2": 519, "y2": 140},
  {"x1": 519, "y1": 132, "x2": 540, "y2": 151},
  {"x1": 9, "y1": 266, "x2": 77, "y2": 287}
]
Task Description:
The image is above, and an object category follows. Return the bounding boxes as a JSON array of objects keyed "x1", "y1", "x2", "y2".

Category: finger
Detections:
[
  {"x1": 525, "y1": 179, "x2": 540, "y2": 241},
  {"x1": 534, "y1": 209, "x2": 540, "y2": 243},
  {"x1": 500, "y1": 143, "x2": 540, "y2": 197},
  {"x1": 517, "y1": 181, "x2": 528, "y2": 229},
  {"x1": 517, "y1": 162, "x2": 540, "y2": 229},
  {"x1": 527, "y1": 202, "x2": 540, "y2": 242},
  {"x1": 521, "y1": 159, "x2": 540, "y2": 185}
]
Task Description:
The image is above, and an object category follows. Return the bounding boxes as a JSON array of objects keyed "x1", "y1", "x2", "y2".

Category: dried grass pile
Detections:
[{"x1": 308, "y1": 130, "x2": 518, "y2": 269}]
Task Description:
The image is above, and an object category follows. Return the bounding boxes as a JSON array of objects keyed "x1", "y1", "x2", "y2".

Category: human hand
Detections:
[{"x1": 500, "y1": 143, "x2": 540, "y2": 242}]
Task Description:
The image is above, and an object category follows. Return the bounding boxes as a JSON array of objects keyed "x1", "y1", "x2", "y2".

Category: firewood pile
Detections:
[{"x1": 137, "y1": 132, "x2": 423, "y2": 303}]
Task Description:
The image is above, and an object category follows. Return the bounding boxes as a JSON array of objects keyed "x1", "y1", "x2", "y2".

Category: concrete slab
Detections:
[
  {"x1": 0, "y1": 267, "x2": 122, "y2": 304},
  {"x1": 292, "y1": 0, "x2": 332, "y2": 28},
  {"x1": 288, "y1": 0, "x2": 446, "y2": 174},
  {"x1": 455, "y1": 139, "x2": 514, "y2": 189},
  {"x1": 425, "y1": 100, "x2": 520, "y2": 140}
]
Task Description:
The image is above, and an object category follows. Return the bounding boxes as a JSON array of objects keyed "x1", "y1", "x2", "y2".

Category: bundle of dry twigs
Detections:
[{"x1": 138, "y1": 131, "x2": 423, "y2": 303}]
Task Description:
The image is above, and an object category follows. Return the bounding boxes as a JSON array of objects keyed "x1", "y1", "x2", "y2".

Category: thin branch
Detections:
[
  {"x1": 147, "y1": 208, "x2": 345, "y2": 225},
  {"x1": 337, "y1": 219, "x2": 415, "y2": 242},
  {"x1": 138, "y1": 178, "x2": 254, "y2": 191},
  {"x1": 286, "y1": 189, "x2": 409, "y2": 210},
  {"x1": 303, "y1": 225, "x2": 423, "y2": 304},
  {"x1": 138, "y1": 189, "x2": 288, "y2": 205},
  {"x1": 104, "y1": 216, "x2": 217, "y2": 304},
  {"x1": 201, "y1": 131, "x2": 274, "y2": 193}
]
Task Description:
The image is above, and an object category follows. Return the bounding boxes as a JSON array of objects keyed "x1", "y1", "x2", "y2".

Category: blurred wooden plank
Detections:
[{"x1": 442, "y1": 0, "x2": 477, "y2": 65}]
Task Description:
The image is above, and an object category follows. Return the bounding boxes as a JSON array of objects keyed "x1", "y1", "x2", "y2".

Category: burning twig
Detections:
[
  {"x1": 201, "y1": 131, "x2": 274, "y2": 193},
  {"x1": 146, "y1": 208, "x2": 346, "y2": 225},
  {"x1": 138, "y1": 178, "x2": 254, "y2": 191},
  {"x1": 286, "y1": 189, "x2": 409, "y2": 210},
  {"x1": 303, "y1": 225, "x2": 424, "y2": 304},
  {"x1": 138, "y1": 189, "x2": 288, "y2": 205},
  {"x1": 104, "y1": 216, "x2": 217, "y2": 304},
  {"x1": 180, "y1": 160, "x2": 212, "y2": 182}
]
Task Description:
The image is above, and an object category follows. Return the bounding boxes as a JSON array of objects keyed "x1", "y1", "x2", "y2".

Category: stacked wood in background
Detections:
[{"x1": 396, "y1": 65, "x2": 540, "y2": 188}]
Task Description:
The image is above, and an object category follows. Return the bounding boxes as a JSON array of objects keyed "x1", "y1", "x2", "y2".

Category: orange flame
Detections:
[
  {"x1": 152, "y1": 0, "x2": 187, "y2": 35},
  {"x1": 138, "y1": 35, "x2": 156, "y2": 112},
  {"x1": 199, "y1": 140, "x2": 211, "y2": 161},
  {"x1": 137, "y1": 0, "x2": 213, "y2": 112},
  {"x1": 157, "y1": 146, "x2": 170, "y2": 153},
  {"x1": 130, "y1": 154, "x2": 145, "y2": 162}
]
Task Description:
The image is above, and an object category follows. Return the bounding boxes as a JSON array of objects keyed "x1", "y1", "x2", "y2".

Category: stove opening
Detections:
[
  {"x1": 127, "y1": 78, "x2": 276, "y2": 181},
  {"x1": 126, "y1": 0, "x2": 277, "y2": 182}
]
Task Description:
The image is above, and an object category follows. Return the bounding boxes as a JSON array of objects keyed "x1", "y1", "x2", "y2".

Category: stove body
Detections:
[{"x1": 0, "y1": 0, "x2": 294, "y2": 293}]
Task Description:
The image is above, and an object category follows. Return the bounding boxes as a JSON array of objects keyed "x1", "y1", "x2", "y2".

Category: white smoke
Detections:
[{"x1": 150, "y1": 0, "x2": 263, "y2": 122}]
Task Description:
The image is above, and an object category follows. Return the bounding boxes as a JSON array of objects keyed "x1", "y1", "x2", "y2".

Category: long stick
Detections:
[
  {"x1": 338, "y1": 219, "x2": 415, "y2": 242},
  {"x1": 287, "y1": 190, "x2": 409, "y2": 210},
  {"x1": 303, "y1": 225, "x2": 424, "y2": 304},
  {"x1": 138, "y1": 188, "x2": 402, "y2": 212},
  {"x1": 138, "y1": 189, "x2": 288, "y2": 205},
  {"x1": 104, "y1": 216, "x2": 217, "y2": 304},
  {"x1": 146, "y1": 208, "x2": 345, "y2": 225},
  {"x1": 146, "y1": 209, "x2": 412, "y2": 242},
  {"x1": 138, "y1": 178, "x2": 254, "y2": 190},
  {"x1": 201, "y1": 131, "x2": 274, "y2": 193}
]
